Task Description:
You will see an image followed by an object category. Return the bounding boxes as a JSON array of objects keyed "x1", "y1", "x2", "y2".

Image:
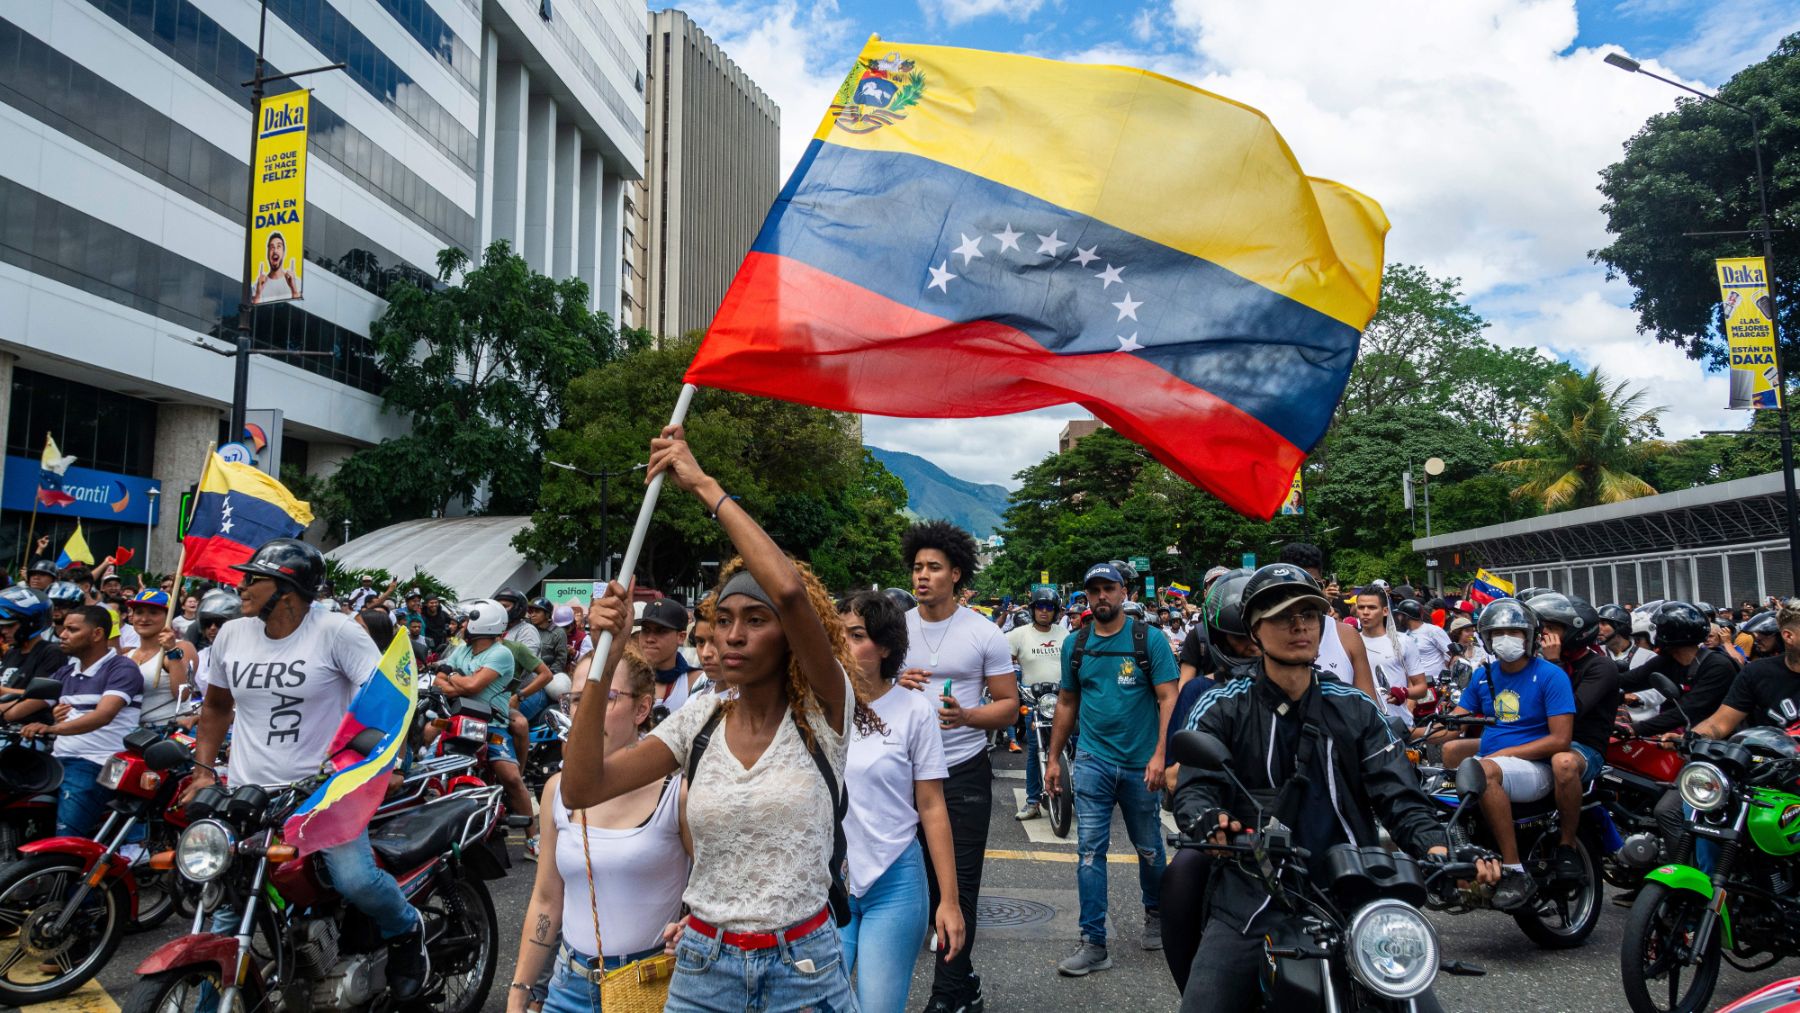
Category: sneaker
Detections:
[
  {"x1": 922, "y1": 976, "x2": 985, "y2": 1013},
  {"x1": 523, "y1": 836, "x2": 540, "y2": 862},
  {"x1": 1142, "y1": 910, "x2": 1163, "y2": 951},
  {"x1": 1550, "y1": 844, "x2": 1584, "y2": 882},
  {"x1": 386, "y1": 920, "x2": 431, "y2": 1001},
  {"x1": 1491, "y1": 870, "x2": 1538, "y2": 912},
  {"x1": 1015, "y1": 801, "x2": 1042, "y2": 821},
  {"x1": 1057, "y1": 941, "x2": 1112, "y2": 976},
  {"x1": 1008, "y1": 741, "x2": 1022, "y2": 753}
]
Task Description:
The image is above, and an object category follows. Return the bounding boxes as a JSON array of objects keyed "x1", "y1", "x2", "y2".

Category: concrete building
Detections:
[
  {"x1": 634, "y1": 8, "x2": 779, "y2": 338},
  {"x1": 0, "y1": 0, "x2": 644, "y2": 572},
  {"x1": 1059, "y1": 418, "x2": 1105, "y2": 453}
]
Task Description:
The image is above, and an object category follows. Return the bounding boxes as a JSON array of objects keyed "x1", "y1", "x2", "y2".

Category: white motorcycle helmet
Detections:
[
  {"x1": 461, "y1": 598, "x2": 510, "y2": 637},
  {"x1": 544, "y1": 671, "x2": 574, "y2": 701}
]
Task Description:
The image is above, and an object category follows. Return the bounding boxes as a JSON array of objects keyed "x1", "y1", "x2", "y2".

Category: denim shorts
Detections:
[
  {"x1": 1571, "y1": 741, "x2": 1605, "y2": 785},
  {"x1": 665, "y1": 916, "x2": 855, "y2": 1013},
  {"x1": 487, "y1": 730, "x2": 516, "y2": 765}
]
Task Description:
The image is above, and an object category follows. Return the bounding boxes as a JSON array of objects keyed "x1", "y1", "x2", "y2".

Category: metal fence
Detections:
[{"x1": 1492, "y1": 538, "x2": 1789, "y2": 609}]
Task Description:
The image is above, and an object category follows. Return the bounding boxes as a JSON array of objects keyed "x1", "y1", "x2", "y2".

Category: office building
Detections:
[
  {"x1": 0, "y1": 0, "x2": 645, "y2": 571},
  {"x1": 634, "y1": 8, "x2": 779, "y2": 338},
  {"x1": 1059, "y1": 418, "x2": 1105, "y2": 453}
]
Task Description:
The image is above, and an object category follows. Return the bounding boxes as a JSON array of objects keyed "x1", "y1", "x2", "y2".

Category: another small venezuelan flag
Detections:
[
  {"x1": 285, "y1": 632, "x2": 418, "y2": 856},
  {"x1": 181, "y1": 452, "x2": 314, "y2": 583},
  {"x1": 1467, "y1": 569, "x2": 1515, "y2": 606},
  {"x1": 687, "y1": 38, "x2": 1388, "y2": 518}
]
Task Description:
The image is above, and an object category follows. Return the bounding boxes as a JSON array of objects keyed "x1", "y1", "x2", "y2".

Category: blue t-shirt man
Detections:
[
  {"x1": 1061, "y1": 618, "x2": 1179, "y2": 769},
  {"x1": 1457, "y1": 657, "x2": 1576, "y2": 756}
]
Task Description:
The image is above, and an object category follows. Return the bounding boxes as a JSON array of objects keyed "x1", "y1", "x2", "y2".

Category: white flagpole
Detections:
[{"x1": 586, "y1": 382, "x2": 698, "y2": 664}]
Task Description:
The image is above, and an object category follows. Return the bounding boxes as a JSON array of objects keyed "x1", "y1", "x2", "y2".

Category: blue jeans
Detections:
[
  {"x1": 843, "y1": 838, "x2": 928, "y2": 1013},
  {"x1": 56, "y1": 757, "x2": 109, "y2": 838},
  {"x1": 209, "y1": 829, "x2": 418, "y2": 940},
  {"x1": 1073, "y1": 749, "x2": 1165, "y2": 946},
  {"x1": 519, "y1": 690, "x2": 551, "y2": 723},
  {"x1": 665, "y1": 917, "x2": 855, "y2": 1013},
  {"x1": 540, "y1": 943, "x2": 664, "y2": 1013}
]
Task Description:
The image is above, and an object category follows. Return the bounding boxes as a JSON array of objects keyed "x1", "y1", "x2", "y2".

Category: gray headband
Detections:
[{"x1": 719, "y1": 570, "x2": 777, "y2": 613}]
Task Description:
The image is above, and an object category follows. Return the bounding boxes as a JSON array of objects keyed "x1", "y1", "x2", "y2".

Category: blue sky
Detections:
[{"x1": 654, "y1": 0, "x2": 1800, "y2": 488}]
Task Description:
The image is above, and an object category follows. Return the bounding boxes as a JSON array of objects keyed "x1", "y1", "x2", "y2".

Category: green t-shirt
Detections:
[
  {"x1": 1059, "y1": 619, "x2": 1178, "y2": 769},
  {"x1": 446, "y1": 641, "x2": 516, "y2": 719},
  {"x1": 498, "y1": 639, "x2": 544, "y2": 694}
]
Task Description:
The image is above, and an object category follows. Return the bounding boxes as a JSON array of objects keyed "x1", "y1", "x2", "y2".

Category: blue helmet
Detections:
[{"x1": 0, "y1": 586, "x2": 52, "y2": 637}]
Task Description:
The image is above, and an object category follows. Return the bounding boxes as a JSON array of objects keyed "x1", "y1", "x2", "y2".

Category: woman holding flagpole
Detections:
[{"x1": 561, "y1": 423, "x2": 880, "y2": 1013}]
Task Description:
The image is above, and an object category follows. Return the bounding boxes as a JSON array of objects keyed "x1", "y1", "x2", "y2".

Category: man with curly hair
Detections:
[{"x1": 898, "y1": 520, "x2": 1017, "y2": 1013}]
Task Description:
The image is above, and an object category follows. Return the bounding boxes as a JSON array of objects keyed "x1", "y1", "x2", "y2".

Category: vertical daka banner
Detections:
[
  {"x1": 1280, "y1": 469, "x2": 1304, "y2": 516},
  {"x1": 250, "y1": 90, "x2": 310, "y2": 305},
  {"x1": 1718, "y1": 257, "x2": 1778, "y2": 409}
]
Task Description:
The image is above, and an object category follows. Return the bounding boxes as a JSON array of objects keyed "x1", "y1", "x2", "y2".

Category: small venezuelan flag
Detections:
[
  {"x1": 686, "y1": 38, "x2": 1388, "y2": 519},
  {"x1": 284, "y1": 632, "x2": 418, "y2": 856},
  {"x1": 181, "y1": 452, "x2": 314, "y2": 583},
  {"x1": 1467, "y1": 569, "x2": 1515, "y2": 607}
]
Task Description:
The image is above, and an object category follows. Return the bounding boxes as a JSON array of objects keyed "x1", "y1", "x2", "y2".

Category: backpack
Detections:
[
  {"x1": 686, "y1": 706, "x2": 851, "y2": 927},
  {"x1": 1064, "y1": 619, "x2": 1154, "y2": 689}
]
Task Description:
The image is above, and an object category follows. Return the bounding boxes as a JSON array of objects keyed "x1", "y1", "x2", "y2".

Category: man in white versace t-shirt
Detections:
[{"x1": 897, "y1": 521, "x2": 1017, "y2": 1013}]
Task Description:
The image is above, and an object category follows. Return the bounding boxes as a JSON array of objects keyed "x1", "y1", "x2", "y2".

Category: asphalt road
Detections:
[{"x1": 25, "y1": 749, "x2": 1800, "y2": 1012}]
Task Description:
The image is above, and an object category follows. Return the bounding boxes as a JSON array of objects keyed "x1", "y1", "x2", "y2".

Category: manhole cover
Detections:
[{"x1": 977, "y1": 895, "x2": 1058, "y2": 928}]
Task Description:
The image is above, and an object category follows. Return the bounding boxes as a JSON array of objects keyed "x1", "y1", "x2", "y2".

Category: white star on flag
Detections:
[
  {"x1": 1072, "y1": 246, "x2": 1100, "y2": 267},
  {"x1": 927, "y1": 261, "x2": 957, "y2": 293},
  {"x1": 1116, "y1": 333, "x2": 1142, "y2": 352},
  {"x1": 219, "y1": 495, "x2": 235, "y2": 534},
  {"x1": 1096, "y1": 264, "x2": 1125, "y2": 289},
  {"x1": 1112, "y1": 292, "x2": 1142, "y2": 321},
  {"x1": 953, "y1": 233, "x2": 984, "y2": 265},
  {"x1": 992, "y1": 224, "x2": 1023, "y2": 253},
  {"x1": 1035, "y1": 231, "x2": 1067, "y2": 256}
]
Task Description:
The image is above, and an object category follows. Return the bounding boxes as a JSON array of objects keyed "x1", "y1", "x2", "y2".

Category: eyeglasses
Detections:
[
  {"x1": 238, "y1": 575, "x2": 271, "y2": 590},
  {"x1": 1262, "y1": 609, "x2": 1325, "y2": 630}
]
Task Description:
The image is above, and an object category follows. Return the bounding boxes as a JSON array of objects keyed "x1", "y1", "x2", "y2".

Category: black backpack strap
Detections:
[
  {"x1": 793, "y1": 711, "x2": 852, "y2": 926},
  {"x1": 1065, "y1": 626, "x2": 1093, "y2": 693},
  {"x1": 1131, "y1": 619, "x2": 1152, "y2": 675},
  {"x1": 686, "y1": 707, "x2": 725, "y2": 783}
]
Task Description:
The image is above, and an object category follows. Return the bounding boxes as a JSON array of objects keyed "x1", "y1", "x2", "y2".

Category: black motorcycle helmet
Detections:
[
  {"x1": 529, "y1": 596, "x2": 553, "y2": 617},
  {"x1": 492, "y1": 586, "x2": 527, "y2": 626},
  {"x1": 1239, "y1": 564, "x2": 1329, "y2": 653},
  {"x1": 882, "y1": 587, "x2": 917, "y2": 612},
  {"x1": 1525, "y1": 591, "x2": 1600, "y2": 651},
  {"x1": 1732, "y1": 726, "x2": 1800, "y2": 760},
  {"x1": 1203, "y1": 568, "x2": 1256, "y2": 673},
  {"x1": 1693, "y1": 601, "x2": 1716, "y2": 623},
  {"x1": 1596, "y1": 603, "x2": 1631, "y2": 642},
  {"x1": 1743, "y1": 611, "x2": 1781, "y2": 638},
  {"x1": 230, "y1": 538, "x2": 326, "y2": 620},
  {"x1": 1476, "y1": 598, "x2": 1540, "y2": 659},
  {"x1": 1029, "y1": 586, "x2": 1061, "y2": 610},
  {"x1": 1650, "y1": 601, "x2": 1709, "y2": 649},
  {"x1": 1515, "y1": 586, "x2": 1555, "y2": 602},
  {"x1": 26, "y1": 559, "x2": 58, "y2": 581},
  {"x1": 1392, "y1": 598, "x2": 1425, "y2": 624}
]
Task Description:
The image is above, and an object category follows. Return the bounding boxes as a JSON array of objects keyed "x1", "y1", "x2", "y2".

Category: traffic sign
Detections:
[
  {"x1": 1241, "y1": 552, "x2": 1257, "y2": 569},
  {"x1": 1129, "y1": 555, "x2": 1151, "y2": 573}
]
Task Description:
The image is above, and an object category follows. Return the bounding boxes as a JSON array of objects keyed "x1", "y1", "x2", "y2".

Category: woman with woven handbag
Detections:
[
  {"x1": 505, "y1": 638, "x2": 691, "y2": 1013},
  {"x1": 563, "y1": 424, "x2": 884, "y2": 1013}
]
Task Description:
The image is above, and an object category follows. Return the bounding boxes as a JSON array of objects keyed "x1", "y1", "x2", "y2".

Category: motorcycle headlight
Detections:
[
  {"x1": 1038, "y1": 695, "x2": 1057, "y2": 721},
  {"x1": 176, "y1": 819, "x2": 235, "y2": 883},
  {"x1": 1346, "y1": 899, "x2": 1439, "y2": 999},
  {"x1": 456, "y1": 719, "x2": 489, "y2": 744},
  {"x1": 97, "y1": 756, "x2": 128, "y2": 790},
  {"x1": 1677, "y1": 761, "x2": 1730, "y2": 812}
]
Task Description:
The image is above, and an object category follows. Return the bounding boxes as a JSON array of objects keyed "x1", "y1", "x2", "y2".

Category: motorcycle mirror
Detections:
[
  {"x1": 21, "y1": 677, "x2": 62, "y2": 701},
  {"x1": 143, "y1": 738, "x2": 193, "y2": 772},
  {"x1": 1168, "y1": 729, "x2": 1232, "y2": 771},
  {"x1": 1648, "y1": 672, "x2": 1683, "y2": 701},
  {"x1": 1454, "y1": 756, "x2": 1487, "y2": 797}
]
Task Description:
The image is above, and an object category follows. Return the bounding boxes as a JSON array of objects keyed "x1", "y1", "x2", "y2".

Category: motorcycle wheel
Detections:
[
  {"x1": 1619, "y1": 882, "x2": 1721, "y2": 1013},
  {"x1": 121, "y1": 965, "x2": 266, "y2": 1013},
  {"x1": 0, "y1": 854, "x2": 126, "y2": 1006},
  {"x1": 1513, "y1": 830, "x2": 1603, "y2": 948},
  {"x1": 127, "y1": 865, "x2": 178, "y2": 932},
  {"x1": 406, "y1": 876, "x2": 498, "y2": 1013},
  {"x1": 1050, "y1": 742, "x2": 1076, "y2": 839}
]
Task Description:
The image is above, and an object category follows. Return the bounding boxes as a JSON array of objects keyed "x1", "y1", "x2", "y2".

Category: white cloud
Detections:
[
  {"x1": 917, "y1": 0, "x2": 1049, "y2": 27},
  {"x1": 1656, "y1": 6, "x2": 1800, "y2": 82}
]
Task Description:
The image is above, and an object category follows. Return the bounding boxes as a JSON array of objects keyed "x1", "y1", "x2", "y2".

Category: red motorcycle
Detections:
[
  {"x1": 418, "y1": 685, "x2": 500, "y2": 795},
  {"x1": 0, "y1": 728, "x2": 197, "y2": 1006},
  {"x1": 0, "y1": 679, "x2": 69, "y2": 863}
]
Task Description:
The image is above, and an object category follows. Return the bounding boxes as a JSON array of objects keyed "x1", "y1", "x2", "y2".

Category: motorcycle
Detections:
[
  {"x1": 124, "y1": 760, "x2": 509, "y2": 1013},
  {"x1": 1414, "y1": 711, "x2": 1607, "y2": 949},
  {"x1": 0, "y1": 730, "x2": 196, "y2": 1006},
  {"x1": 1618, "y1": 730, "x2": 1800, "y2": 1013},
  {"x1": 0, "y1": 678, "x2": 69, "y2": 863},
  {"x1": 1598, "y1": 727, "x2": 1682, "y2": 887},
  {"x1": 1018, "y1": 679, "x2": 1073, "y2": 837},
  {"x1": 1168, "y1": 728, "x2": 1488, "y2": 1011},
  {"x1": 416, "y1": 684, "x2": 503, "y2": 795}
]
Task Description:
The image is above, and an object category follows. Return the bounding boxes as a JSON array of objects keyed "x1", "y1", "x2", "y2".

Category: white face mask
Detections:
[{"x1": 1490, "y1": 634, "x2": 1527, "y2": 663}]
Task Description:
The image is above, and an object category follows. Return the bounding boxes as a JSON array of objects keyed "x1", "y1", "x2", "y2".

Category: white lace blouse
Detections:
[{"x1": 648, "y1": 670, "x2": 852, "y2": 931}]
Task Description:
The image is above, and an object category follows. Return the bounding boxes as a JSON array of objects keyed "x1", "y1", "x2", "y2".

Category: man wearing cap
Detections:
[
  {"x1": 638, "y1": 598, "x2": 703, "y2": 711},
  {"x1": 1047, "y1": 562, "x2": 1179, "y2": 975},
  {"x1": 348, "y1": 575, "x2": 378, "y2": 612}
]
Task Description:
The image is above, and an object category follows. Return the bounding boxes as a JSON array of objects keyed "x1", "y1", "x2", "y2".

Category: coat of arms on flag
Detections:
[{"x1": 831, "y1": 49, "x2": 925, "y2": 133}]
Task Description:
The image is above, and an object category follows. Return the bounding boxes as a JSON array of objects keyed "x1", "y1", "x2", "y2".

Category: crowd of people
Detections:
[{"x1": 6, "y1": 420, "x2": 1800, "y2": 1012}]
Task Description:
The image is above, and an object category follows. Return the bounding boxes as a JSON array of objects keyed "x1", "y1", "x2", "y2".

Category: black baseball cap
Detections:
[{"x1": 636, "y1": 598, "x2": 688, "y2": 632}]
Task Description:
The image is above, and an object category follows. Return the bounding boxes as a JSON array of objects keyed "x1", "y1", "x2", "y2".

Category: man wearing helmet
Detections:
[
  {"x1": 24, "y1": 559, "x2": 58, "y2": 593},
  {"x1": 182, "y1": 539, "x2": 433, "y2": 1001},
  {"x1": 492, "y1": 586, "x2": 541, "y2": 653},
  {"x1": 1007, "y1": 586, "x2": 1063, "y2": 820},
  {"x1": 1273, "y1": 542, "x2": 1378, "y2": 701},
  {"x1": 1683, "y1": 600, "x2": 1800, "y2": 737},
  {"x1": 1173, "y1": 564, "x2": 1496, "y2": 1010},
  {"x1": 1624, "y1": 602, "x2": 1738, "y2": 736},
  {"x1": 1529, "y1": 592, "x2": 1619, "y2": 882},
  {"x1": 1742, "y1": 610, "x2": 1782, "y2": 661},
  {"x1": 1598, "y1": 603, "x2": 1655, "y2": 671},
  {"x1": 1434, "y1": 598, "x2": 1576, "y2": 910},
  {"x1": 437, "y1": 598, "x2": 538, "y2": 854},
  {"x1": 0, "y1": 587, "x2": 66, "y2": 690}
]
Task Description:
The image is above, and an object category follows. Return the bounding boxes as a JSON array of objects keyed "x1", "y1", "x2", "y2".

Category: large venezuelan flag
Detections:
[
  {"x1": 686, "y1": 40, "x2": 1388, "y2": 518},
  {"x1": 181, "y1": 452, "x2": 314, "y2": 582},
  {"x1": 284, "y1": 632, "x2": 418, "y2": 856}
]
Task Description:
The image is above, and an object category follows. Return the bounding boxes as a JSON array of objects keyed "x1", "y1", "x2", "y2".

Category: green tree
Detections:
[
  {"x1": 1593, "y1": 33, "x2": 1800, "y2": 366},
  {"x1": 327, "y1": 242, "x2": 627, "y2": 531},
  {"x1": 512, "y1": 336, "x2": 906, "y2": 591},
  {"x1": 1497, "y1": 368, "x2": 1668, "y2": 510}
]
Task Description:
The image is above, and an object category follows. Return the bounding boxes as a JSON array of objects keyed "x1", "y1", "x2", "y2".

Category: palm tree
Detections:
[{"x1": 1496, "y1": 367, "x2": 1667, "y2": 511}]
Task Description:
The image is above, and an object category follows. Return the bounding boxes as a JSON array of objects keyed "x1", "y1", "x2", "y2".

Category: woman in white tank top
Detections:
[
  {"x1": 506, "y1": 644, "x2": 691, "y2": 1013},
  {"x1": 122, "y1": 591, "x2": 189, "y2": 726}
]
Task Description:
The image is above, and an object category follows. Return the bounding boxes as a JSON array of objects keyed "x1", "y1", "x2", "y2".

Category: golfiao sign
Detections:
[
  {"x1": 3, "y1": 457, "x2": 160, "y2": 526},
  {"x1": 249, "y1": 91, "x2": 309, "y2": 306},
  {"x1": 1717, "y1": 257, "x2": 1779, "y2": 410}
]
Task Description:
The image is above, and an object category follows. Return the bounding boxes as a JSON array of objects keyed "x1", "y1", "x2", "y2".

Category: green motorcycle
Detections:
[{"x1": 1619, "y1": 729, "x2": 1800, "y2": 1013}]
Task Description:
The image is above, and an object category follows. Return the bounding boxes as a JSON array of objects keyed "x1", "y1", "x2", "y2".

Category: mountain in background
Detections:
[{"x1": 867, "y1": 446, "x2": 1012, "y2": 539}]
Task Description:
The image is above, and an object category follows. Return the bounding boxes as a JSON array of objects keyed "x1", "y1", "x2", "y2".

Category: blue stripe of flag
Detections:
[{"x1": 185, "y1": 490, "x2": 306, "y2": 546}]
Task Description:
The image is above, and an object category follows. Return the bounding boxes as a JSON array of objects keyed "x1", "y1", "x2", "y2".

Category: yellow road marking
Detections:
[
  {"x1": 21, "y1": 979, "x2": 120, "y2": 1012},
  {"x1": 986, "y1": 848, "x2": 1139, "y2": 865}
]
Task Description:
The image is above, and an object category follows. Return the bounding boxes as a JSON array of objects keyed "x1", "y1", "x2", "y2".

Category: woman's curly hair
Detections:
[{"x1": 710, "y1": 556, "x2": 885, "y2": 744}]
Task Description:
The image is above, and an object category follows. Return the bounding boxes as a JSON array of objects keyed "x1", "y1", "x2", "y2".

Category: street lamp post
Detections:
[
  {"x1": 1605, "y1": 51, "x2": 1800, "y2": 588},
  {"x1": 548, "y1": 461, "x2": 649, "y2": 581},
  {"x1": 145, "y1": 487, "x2": 160, "y2": 573}
]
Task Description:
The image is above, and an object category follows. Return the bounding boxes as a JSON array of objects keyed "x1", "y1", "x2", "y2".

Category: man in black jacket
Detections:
[
  {"x1": 1173, "y1": 565, "x2": 1497, "y2": 1011},
  {"x1": 1625, "y1": 602, "x2": 1736, "y2": 736}
]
